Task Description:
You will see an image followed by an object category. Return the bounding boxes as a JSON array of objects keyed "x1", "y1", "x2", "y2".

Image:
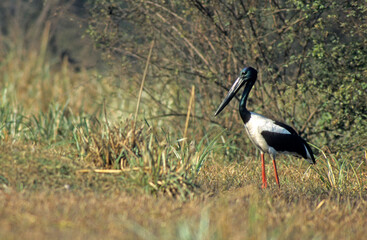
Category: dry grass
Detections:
[
  {"x1": 2, "y1": 190, "x2": 366, "y2": 240},
  {"x1": 1, "y1": 142, "x2": 366, "y2": 240}
]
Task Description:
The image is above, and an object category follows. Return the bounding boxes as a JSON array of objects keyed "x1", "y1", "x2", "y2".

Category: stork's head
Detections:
[
  {"x1": 214, "y1": 67, "x2": 257, "y2": 116},
  {"x1": 240, "y1": 67, "x2": 257, "y2": 81}
]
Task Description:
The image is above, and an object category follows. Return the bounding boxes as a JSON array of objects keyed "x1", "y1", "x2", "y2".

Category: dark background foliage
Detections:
[
  {"x1": 1, "y1": 0, "x2": 366, "y2": 154},
  {"x1": 87, "y1": 0, "x2": 366, "y2": 153}
]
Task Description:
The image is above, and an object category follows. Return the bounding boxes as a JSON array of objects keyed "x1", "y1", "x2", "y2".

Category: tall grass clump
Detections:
[
  {"x1": 312, "y1": 145, "x2": 366, "y2": 193},
  {"x1": 74, "y1": 118, "x2": 220, "y2": 199},
  {"x1": 0, "y1": 100, "x2": 92, "y2": 147}
]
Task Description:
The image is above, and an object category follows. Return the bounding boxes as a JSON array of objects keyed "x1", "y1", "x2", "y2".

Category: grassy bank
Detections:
[{"x1": 0, "y1": 139, "x2": 366, "y2": 239}]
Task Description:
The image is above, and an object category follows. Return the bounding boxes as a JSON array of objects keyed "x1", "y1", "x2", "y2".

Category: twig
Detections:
[
  {"x1": 134, "y1": 39, "x2": 155, "y2": 123},
  {"x1": 155, "y1": 12, "x2": 217, "y2": 74},
  {"x1": 182, "y1": 85, "x2": 195, "y2": 149},
  {"x1": 131, "y1": 38, "x2": 155, "y2": 146},
  {"x1": 77, "y1": 169, "x2": 123, "y2": 174},
  {"x1": 77, "y1": 167, "x2": 151, "y2": 174},
  {"x1": 300, "y1": 108, "x2": 319, "y2": 134}
]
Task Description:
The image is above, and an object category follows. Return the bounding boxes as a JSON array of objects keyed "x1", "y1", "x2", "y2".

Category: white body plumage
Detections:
[{"x1": 244, "y1": 112, "x2": 313, "y2": 161}]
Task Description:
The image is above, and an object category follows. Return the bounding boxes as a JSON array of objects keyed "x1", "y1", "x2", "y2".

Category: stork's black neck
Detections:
[{"x1": 239, "y1": 79, "x2": 256, "y2": 124}]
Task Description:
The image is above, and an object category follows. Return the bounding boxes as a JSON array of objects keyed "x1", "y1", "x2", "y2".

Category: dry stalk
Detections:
[
  {"x1": 134, "y1": 39, "x2": 155, "y2": 124},
  {"x1": 132, "y1": 39, "x2": 155, "y2": 146},
  {"x1": 182, "y1": 85, "x2": 195, "y2": 150},
  {"x1": 77, "y1": 167, "x2": 151, "y2": 174}
]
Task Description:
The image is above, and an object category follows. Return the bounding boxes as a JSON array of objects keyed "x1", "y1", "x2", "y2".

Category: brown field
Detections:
[{"x1": 1, "y1": 143, "x2": 366, "y2": 240}]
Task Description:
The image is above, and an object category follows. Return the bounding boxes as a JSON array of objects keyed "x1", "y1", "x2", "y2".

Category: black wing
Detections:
[{"x1": 261, "y1": 131, "x2": 315, "y2": 164}]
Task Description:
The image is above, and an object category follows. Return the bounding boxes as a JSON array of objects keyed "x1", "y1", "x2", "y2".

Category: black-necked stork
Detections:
[{"x1": 215, "y1": 67, "x2": 315, "y2": 188}]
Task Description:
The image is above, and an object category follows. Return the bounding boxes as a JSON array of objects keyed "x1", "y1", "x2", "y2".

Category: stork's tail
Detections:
[{"x1": 303, "y1": 141, "x2": 316, "y2": 164}]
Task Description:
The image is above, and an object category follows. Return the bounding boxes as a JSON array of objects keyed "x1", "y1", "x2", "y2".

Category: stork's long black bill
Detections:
[{"x1": 214, "y1": 77, "x2": 246, "y2": 116}]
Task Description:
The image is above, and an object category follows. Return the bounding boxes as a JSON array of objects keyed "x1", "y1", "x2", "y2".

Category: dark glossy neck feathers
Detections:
[{"x1": 239, "y1": 79, "x2": 256, "y2": 124}]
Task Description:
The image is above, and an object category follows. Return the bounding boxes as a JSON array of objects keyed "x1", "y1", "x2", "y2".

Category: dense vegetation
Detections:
[
  {"x1": 0, "y1": 1, "x2": 366, "y2": 239},
  {"x1": 87, "y1": 0, "x2": 366, "y2": 152}
]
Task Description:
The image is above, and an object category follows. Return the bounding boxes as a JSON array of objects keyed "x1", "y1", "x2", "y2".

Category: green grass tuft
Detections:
[{"x1": 73, "y1": 117, "x2": 220, "y2": 199}]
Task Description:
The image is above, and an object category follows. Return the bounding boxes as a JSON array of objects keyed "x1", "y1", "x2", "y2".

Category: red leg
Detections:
[
  {"x1": 261, "y1": 153, "x2": 267, "y2": 189},
  {"x1": 272, "y1": 158, "x2": 280, "y2": 188}
]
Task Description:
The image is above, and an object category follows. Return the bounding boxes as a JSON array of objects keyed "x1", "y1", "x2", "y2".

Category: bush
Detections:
[{"x1": 87, "y1": 0, "x2": 367, "y2": 154}]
